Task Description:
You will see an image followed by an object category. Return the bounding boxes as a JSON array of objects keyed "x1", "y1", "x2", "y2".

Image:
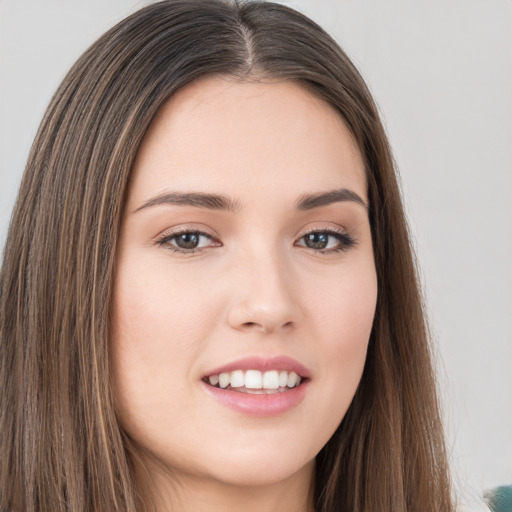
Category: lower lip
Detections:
[{"x1": 201, "y1": 381, "x2": 309, "y2": 417}]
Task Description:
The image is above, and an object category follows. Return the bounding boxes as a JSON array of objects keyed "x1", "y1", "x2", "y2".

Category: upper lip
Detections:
[{"x1": 204, "y1": 355, "x2": 311, "y2": 379}]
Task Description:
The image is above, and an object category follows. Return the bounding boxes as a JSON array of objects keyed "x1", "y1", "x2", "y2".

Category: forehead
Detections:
[{"x1": 128, "y1": 76, "x2": 366, "y2": 207}]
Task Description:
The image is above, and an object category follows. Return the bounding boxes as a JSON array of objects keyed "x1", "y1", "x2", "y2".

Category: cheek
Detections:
[
  {"x1": 307, "y1": 260, "x2": 377, "y2": 419},
  {"x1": 112, "y1": 258, "x2": 220, "y2": 357},
  {"x1": 110, "y1": 258, "x2": 222, "y2": 430},
  {"x1": 309, "y1": 257, "x2": 377, "y2": 346}
]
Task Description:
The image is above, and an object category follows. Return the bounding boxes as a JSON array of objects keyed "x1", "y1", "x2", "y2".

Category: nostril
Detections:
[{"x1": 239, "y1": 320, "x2": 295, "y2": 333}]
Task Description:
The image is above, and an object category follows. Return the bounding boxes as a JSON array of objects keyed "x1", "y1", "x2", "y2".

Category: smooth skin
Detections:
[{"x1": 112, "y1": 77, "x2": 378, "y2": 512}]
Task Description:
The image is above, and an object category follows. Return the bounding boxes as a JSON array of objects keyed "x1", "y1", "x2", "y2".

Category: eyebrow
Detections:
[
  {"x1": 133, "y1": 191, "x2": 241, "y2": 213},
  {"x1": 295, "y1": 188, "x2": 368, "y2": 211},
  {"x1": 133, "y1": 187, "x2": 367, "y2": 214}
]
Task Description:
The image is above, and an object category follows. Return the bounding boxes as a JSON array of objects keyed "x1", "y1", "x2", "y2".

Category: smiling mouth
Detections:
[{"x1": 203, "y1": 369, "x2": 304, "y2": 394}]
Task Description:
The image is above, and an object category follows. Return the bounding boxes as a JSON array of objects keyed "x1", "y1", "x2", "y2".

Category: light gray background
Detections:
[{"x1": 1, "y1": 1, "x2": 510, "y2": 509}]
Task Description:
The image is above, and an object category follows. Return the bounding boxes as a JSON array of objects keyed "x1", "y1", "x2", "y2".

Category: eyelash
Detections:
[{"x1": 155, "y1": 228, "x2": 356, "y2": 255}]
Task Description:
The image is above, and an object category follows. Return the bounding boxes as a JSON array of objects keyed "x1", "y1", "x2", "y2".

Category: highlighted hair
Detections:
[{"x1": 0, "y1": 1, "x2": 453, "y2": 510}]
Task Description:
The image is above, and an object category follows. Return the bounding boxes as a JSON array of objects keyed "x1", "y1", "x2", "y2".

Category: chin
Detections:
[
  {"x1": 148, "y1": 440, "x2": 316, "y2": 490},
  {"x1": 200, "y1": 455, "x2": 315, "y2": 488},
  {"x1": 216, "y1": 434, "x2": 319, "y2": 486}
]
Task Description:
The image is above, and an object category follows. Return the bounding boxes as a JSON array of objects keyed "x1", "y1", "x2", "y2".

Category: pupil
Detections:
[
  {"x1": 176, "y1": 233, "x2": 199, "y2": 249},
  {"x1": 306, "y1": 233, "x2": 328, "y2": 249}
]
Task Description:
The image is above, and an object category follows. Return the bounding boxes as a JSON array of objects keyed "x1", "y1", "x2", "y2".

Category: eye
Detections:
[
  {"x1": 295, "y1": 230, "x2": 355, "y2": 253},
  {"x1": 156, "y1": 230, "x2": 220, "y2": 253}
]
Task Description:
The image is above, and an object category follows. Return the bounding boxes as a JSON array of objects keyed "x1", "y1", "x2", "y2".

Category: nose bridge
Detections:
[{"x1": 228, "y1": 242, "x2": 302, "y2": 333}]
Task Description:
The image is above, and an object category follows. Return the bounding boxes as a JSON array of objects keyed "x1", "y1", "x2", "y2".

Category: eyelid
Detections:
[
  {"x1": 297, "y1": 224, "x2": 349, "y2": 242},
  {"x1": 299, "y1": 224, "x2": 347, "y2": 237},
  {"x1": 154, "y1": 223, "x2": 220, "y2": 241}
]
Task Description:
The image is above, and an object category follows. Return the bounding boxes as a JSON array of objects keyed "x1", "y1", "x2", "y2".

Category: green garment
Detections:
[{"x1": 485, "y1": 486, "x2": 512, "y2": 512}]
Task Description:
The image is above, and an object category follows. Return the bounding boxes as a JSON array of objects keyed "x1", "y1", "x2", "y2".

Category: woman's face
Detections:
[{"x1": 112, "y1": 77, "x2": 377, "y2": 489}]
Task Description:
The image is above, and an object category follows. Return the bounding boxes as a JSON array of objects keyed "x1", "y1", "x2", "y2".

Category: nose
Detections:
[{"x1": 227, "y1": 250, "x2": 302, "y2": 335}]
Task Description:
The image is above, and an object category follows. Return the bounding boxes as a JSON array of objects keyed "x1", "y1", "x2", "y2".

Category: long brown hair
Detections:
[{"x1": 0, "y1": 1, "x2": 454, "y2": 510}]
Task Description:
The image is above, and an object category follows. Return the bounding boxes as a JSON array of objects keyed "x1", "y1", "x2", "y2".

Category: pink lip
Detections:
[
  {"x1": 201, "y1": 355, "x2": 311, "y2": 417},
  {"x1": 201, "y1": 380, "x2": 309, "y2": 417},
  {"x1": 204, "y1": 355, "x2": 311, "y2": 379}
]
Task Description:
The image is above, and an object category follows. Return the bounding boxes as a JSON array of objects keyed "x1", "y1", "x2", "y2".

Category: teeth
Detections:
[
  {"x1": 245, "y1": 370, "x2": 263, "y2": 389},
  {"x1": 230, "y1": 370, "x2": 244, "y2": 388},
  {"x1": 287, "y1": 371, "x2": 299, "y2": 388},
  {"x1": 206, "y1": 370, "x2": 303, "y2": 390},
  {"x1": 218, "y1": 372, "x2": 230, "y2": 388},
  {"x1": 262, "y1": 370, "x2": 279, "y2": 389}
]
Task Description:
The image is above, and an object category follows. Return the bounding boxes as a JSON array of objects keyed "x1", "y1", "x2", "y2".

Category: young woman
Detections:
[{"x1": 0, "y1": 1, "x2": 454, "y2": 511}]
